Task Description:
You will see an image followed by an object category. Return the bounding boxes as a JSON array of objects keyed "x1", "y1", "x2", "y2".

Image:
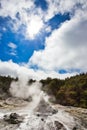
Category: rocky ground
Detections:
[
  {"x1": 0, "y1": 97, "x2": 87, "y2": 130},
  {"x1": 65, "y1": 107, "x2": 87, "y2": 129},
  {"x1": 0, "y1": 97, "x2": 28, "y2": 108}
]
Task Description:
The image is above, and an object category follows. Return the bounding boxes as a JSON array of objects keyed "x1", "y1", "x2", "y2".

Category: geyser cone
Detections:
[{"x1": 35, "y1": 97, "x2": 58, "y2": 115}]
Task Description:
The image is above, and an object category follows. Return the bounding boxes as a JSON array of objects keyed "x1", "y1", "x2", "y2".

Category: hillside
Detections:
[{"x1": 40, "y1": 73, "x2": 87, "y2": 108}]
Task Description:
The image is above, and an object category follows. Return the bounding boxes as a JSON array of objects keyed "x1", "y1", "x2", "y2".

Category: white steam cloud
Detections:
[
  {"x1": 9, "y1": 76, "x2": 41, "y2": 100},
  {"x1": 9, "y1": 75, "x2": 49, "y2": 109}
]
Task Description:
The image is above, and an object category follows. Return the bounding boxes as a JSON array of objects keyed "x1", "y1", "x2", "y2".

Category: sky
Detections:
[{"x1": 0, "y1": 0, "x2": 87, "y2": 80}]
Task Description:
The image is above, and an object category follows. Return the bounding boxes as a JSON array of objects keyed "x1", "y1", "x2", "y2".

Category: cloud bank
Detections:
[
  {"x1": 0, "y1": 60, "x2": 77, "y2": 80},
  {"x1": 29, "y1": 10, "x2": 87, "y2": 72}
]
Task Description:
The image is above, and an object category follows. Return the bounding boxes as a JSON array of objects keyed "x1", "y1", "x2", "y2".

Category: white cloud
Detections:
[
  {"x1": 9, "y1": 51, "x2": 17, "y2": 56},
  {"x1": 8, "y1": 42, "x2": 17, "y2": 56},
  {"x1": 1, "y1": 0, "x2": 86, "y2": 40},
  {"x1": 29, "y1": 5, "x2": 87, "y2": 73},
  {"x1": 26, "y1": 15, "x2": 43, "y2": 39},
  {"x1": 0, "y1": 0, "x2": 44, "y2": 39},
  {"x1": 0, "y1": 60, "x2": 77, "y2": 80},
  {"x1": 8, "y1": 42, "x2": 17, "y2": 49},
  {"x1": 44, "y1": 0, "x2": 74, "y2": 21},
  {"x1": 2, "y1": 27, "x2": 7, "y2": 32},
  {"x1": 0, "y1": 0, "x2": 34, "y2": 19},
  {"x1": 44, "y1": 0, "x2": 87, "y2": 21}
]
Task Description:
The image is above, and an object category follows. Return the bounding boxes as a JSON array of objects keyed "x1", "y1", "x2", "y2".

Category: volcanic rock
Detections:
[{"x1": 4, "y1": 113, "x2": 24, "y2": 124}]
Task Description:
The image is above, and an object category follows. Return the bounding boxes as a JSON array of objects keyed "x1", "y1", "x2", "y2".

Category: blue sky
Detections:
[
  {"x1": 0, "y1": 0, "x2": 87, "y2": 79},
  {"x1": 0, "y1": 10, "x2": 70, "y2": 63}
]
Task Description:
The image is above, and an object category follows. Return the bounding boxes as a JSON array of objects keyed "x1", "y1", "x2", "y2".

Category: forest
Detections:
[
  {"x1": 40, "y1": 73, "x2": 87, "y2": 108},
  {"x1": 0, "y1": 73, "x2": 87, "y2": 108}
]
